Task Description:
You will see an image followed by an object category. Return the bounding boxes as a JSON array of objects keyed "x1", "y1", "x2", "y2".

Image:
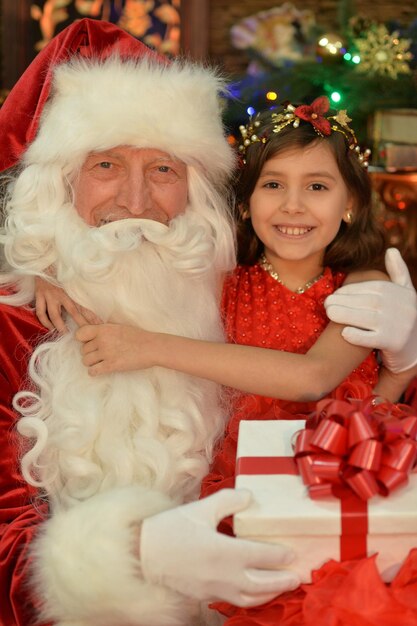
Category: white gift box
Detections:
[{"x1": 234, "y1": 419, "x2": 417, "y2": 583}]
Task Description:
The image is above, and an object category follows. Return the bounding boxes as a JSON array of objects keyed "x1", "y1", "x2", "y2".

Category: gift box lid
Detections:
[{"x1": 234, "y1": 420, "x2": 417, "y2": 537}]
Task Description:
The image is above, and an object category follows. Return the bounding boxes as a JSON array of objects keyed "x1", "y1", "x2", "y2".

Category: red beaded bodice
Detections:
[{"x1": 221, "y1": 263, "x2": 378, "y2": 423}]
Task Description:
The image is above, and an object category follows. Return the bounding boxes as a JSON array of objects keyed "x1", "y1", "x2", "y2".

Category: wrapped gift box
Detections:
[{"x1": 234, "y1": 419, "x2": 417, "y2": 583}]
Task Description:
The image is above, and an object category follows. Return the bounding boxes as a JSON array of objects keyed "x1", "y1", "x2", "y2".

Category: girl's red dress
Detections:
[{"x1": 201, "y1": 263, "x2": 417, "y2": 626}]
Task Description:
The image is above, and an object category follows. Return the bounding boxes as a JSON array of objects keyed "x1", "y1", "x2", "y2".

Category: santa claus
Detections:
[
  {"x1": 0, "y1": 18, "x2": 300, "y2": 626},
  {"x1": 1, "y1": 17, "x2": 417, "y2": 626}
]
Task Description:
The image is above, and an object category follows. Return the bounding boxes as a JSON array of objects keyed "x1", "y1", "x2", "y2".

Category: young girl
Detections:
[{"x1": 34, "y1": 97, "x2": 417, "y2": 624}]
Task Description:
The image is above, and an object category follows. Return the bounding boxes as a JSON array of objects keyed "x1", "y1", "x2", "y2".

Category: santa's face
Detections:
[{"x1": 73, "y1": 146, "x2": 189, "y2": 227}]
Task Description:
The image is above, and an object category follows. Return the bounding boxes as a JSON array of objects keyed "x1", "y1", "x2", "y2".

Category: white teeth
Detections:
[{"x1": 277, "y1": 226, "x2": 312, "y2": 236}]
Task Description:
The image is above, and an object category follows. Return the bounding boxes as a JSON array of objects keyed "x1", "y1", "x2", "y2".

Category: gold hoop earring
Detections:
[
  {"x1": 241, "y1": 208, "x2": 250, "y2": 220},
  {"x1": 344, "y1": 211, "x2": 353, "y2": 224}
]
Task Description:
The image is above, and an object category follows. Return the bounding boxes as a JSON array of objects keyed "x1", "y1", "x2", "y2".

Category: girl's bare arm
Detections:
[{"x1": 76, "y1": 270, "x2": 394, "y2": 402}]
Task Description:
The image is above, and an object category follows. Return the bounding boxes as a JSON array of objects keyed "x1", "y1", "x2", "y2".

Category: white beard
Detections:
[{"x1": 17, "y1": 204, "x2": 227, "y2": 511}]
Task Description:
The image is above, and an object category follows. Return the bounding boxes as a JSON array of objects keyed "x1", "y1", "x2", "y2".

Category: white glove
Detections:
[
  {"x1": 324, "y1": 248, "x2": 417, "y2": 373},
  {"x1": 141, "y1": 489, "x2": 300, "y2": 607}
]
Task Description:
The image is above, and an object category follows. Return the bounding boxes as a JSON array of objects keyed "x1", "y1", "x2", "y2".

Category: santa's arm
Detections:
[
  {"x1": 32, "y1": 486, "x2": 198, "y2": 626},
  {"x1": 32, "y1": 485, "x2": 299, "y2": 626},
  {"x1": 0, "y1": 302, "x2": 50, "y2": 625},
  {"x1": 0, "y1": 451, "x2": 199, "y2": 626},
  {"x1": 0, "y1": 375, "x2": 48, "y2": 626},
  {"x1": 325, "y1": 248, "x2": 417, "y2": 373},
  {"x1": 3, "y1": 389, "x2": 299, "y2": 626},
  {"x1": 0, "y1": 308, "x2": 54, "y2": 626},
  {"x1": 1, "y1": 401, "x2": 215, "y2": 626}
]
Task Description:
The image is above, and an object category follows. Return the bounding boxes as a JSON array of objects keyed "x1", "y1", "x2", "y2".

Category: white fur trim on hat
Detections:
[{"x1": 24, "y1": 56, "x2": 235, "y2": 183}]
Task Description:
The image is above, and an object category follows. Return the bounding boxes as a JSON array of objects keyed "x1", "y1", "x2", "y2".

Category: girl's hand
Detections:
[
  {"x1": 75, "y1": 323, "x2": 158, "y2": 376},
  {"x1": 35, "y1": 276, "x2": 101, "y2": 332}
]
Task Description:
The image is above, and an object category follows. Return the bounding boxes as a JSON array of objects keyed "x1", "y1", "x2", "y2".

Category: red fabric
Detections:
[
  {"x1": 0, "y1": 18, "x2": 165, "y2": 173},
  {"x1": 0, "y1": 295, "x2": 48, "y2": 626},
  {"x1": 214, "y1": 551, "x2": 417, "y2": 626},
  {"x1": 404, "y1": 377, "x2": 417, "y2": 411}
]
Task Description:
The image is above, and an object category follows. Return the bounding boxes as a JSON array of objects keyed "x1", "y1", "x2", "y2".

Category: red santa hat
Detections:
[{"x1": 0, "y1": 19, "x2": 234, "y2": 181}]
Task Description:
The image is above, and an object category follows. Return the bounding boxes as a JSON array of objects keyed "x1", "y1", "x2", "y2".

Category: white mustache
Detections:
[
  {"x1": 54, "y1": 204, "x2": 215, "y2": 285},
  {"x1": 91, "y1": 218, "x2": 169, "y2": 252}
]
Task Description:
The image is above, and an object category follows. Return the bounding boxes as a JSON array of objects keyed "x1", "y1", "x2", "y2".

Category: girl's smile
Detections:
[
  {"x1": 249, "y1": 141, "x2": 353, "y2": 280},
  {"x1": 274, "y1": 224, "x2": 315, "y2": 237}
]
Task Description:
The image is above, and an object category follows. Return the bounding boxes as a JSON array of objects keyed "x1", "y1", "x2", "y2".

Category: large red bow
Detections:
[
  {"x1": 294, "y1": 96, "x2": 332, "y2": 136},
  {"x1": 294, "y1": 397, "x2": 417, "y2": 501}
]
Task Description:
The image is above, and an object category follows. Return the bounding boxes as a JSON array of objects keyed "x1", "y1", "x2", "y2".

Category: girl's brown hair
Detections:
[{"x1": 234, "y1": 106, "x2": 386, "y2": 272}]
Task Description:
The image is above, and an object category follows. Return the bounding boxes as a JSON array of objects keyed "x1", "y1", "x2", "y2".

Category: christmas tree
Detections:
[{"x1": 224, "y1": 1, "x2": 417, "y2": 146}]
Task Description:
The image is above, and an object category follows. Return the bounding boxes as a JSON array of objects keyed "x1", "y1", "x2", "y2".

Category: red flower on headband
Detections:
[{"x1": 294, "y1": 96, "x2": 332, "y2": 136}]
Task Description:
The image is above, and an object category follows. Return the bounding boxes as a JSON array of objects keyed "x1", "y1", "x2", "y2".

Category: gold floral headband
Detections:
[{"x1": 238, "y1": 96, "x2": 371, "y2": 168}]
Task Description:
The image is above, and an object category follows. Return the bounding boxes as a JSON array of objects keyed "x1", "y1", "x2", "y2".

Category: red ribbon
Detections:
[
  {"x1": 294, "y1": 397, "x2": 417, "y2": 501},
  {"x1": 236, "y1": 456, "x2": 298, "y2": 476}
]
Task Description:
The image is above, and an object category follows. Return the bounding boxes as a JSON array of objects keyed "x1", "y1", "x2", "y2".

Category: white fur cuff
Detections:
[{"x1": 32, "y1": 486, "x2": 198, "y2": 626}]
